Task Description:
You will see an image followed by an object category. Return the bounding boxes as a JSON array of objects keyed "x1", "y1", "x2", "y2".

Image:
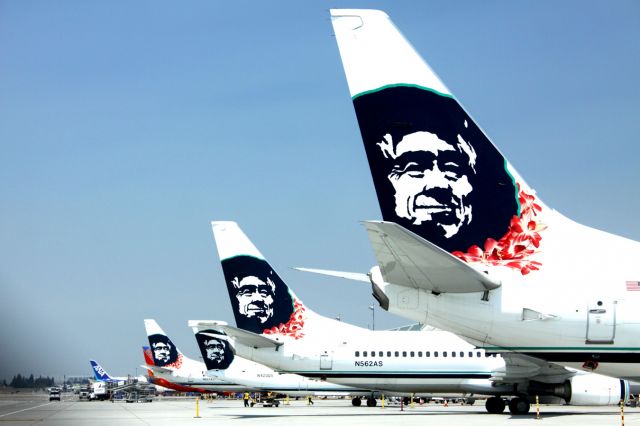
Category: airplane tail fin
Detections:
[
  {"x1": 211, "y1": 221, "x2": 314, "y2": 339},
  {"x1": 144, "y1": 319, "x2": 185, "y2": 369},
  {"x1": 89, "y1": 360, "x2": 114, "y2": 382},
  {"x1": 192, "y1": 328, "x2": 235, "y2": 371},
  {"x1": 331, "y1": 10, "x2": 547, "y2": 275}
]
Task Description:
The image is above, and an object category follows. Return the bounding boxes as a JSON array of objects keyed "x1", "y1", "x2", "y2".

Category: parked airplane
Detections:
[
  {"x1": 143, "y1": 319, "x2": 253, "y2": 393},
  {"x1": 306, "y1": 8, "x2": 640, "y2": 383},
  {"x1": 142, "y1": 346, "x2": 220, "y2": 394},
  {"x1": 190, "y1": 325, "x2": 364, "y2": 397},
  {"x1": 90, "y1": 360, "x2": 147, "y2": 385},
  {"x1": 144, "y1": 319, "x2": 361, "y2": 397},
  {"x1": 195, "y1": 221, "x2": 629, "y2": 414}
]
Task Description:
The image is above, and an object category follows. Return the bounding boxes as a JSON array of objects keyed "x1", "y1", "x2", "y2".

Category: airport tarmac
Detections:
[{"x1": 0, "y1": 394, "x2": 635, "y2": 426}]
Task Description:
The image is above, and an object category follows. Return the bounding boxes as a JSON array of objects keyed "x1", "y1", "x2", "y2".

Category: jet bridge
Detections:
[{"x1": 105, "y1": 379, "x2": 155, "y2": 402}]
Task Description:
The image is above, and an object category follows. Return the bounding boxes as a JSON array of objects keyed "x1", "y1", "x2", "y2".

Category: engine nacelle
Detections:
[
  {"x1": 528, "y1": 374, "x2": 628, "y2": 406},
  {"x1": 566, "y1": 374, "x2": 628, "y2": 406}
]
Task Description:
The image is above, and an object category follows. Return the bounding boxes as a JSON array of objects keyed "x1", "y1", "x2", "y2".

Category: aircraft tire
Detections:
[
  {"x1": 485, "y1": 396, "x2": 505, "y2": 414},
  {"x1": 366, "y1": 397, "x2": 377, "y2": 407},
  {"x1": 508, "y1": 397, "x2": 530, "y2": 415},
  {"x1": 352, "y1": 397, "x2": 362, "y2": 407}
]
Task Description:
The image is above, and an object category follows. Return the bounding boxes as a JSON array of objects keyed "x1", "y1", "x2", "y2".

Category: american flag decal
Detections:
[{"x1": 626, "y1": 281, "x2": 640, "y2": 291}]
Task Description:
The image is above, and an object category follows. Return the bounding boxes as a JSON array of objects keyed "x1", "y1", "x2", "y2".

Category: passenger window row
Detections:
[{"x1": 354, "y1": 350, "x2": 498, "y2": 358}]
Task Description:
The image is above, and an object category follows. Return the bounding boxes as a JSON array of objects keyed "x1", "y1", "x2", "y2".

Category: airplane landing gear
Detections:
[
  {"x1": 485, "y1": 396, "x2": 505, "y2": 414},
  {"x1": 366, "y1": 397, "x2": 377, "y2": 407},
  {"x1": 508, "y1": 397, "x2": 530, "y2": 415},
  {"x1": 351, "y1": 397, "x2": 362, "y2": 407}
]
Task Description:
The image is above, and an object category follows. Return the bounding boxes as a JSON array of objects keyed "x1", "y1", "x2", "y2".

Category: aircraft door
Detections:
[
  {"x1": 586, "y1": 300, "x2": 616, "y2": 343},
  {"x1": 320, "y1": 352, "x2": 333, "y2": 370}
]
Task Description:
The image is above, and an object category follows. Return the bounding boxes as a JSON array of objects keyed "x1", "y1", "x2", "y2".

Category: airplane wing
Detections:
[
  {"x1": 364, "y1": 221, "x2": 500, "y2": 293},
  {"x1": 492, "y1": 353, "x2": 575, "y2": 383}
]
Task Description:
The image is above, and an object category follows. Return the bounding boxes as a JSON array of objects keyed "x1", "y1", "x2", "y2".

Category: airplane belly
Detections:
[{"x1": 532, "y1": 361, "x2": 640, "y2": 382}]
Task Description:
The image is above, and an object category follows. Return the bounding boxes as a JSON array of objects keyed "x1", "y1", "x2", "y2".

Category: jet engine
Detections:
[{"x1": 529, "y1": 374, "x2": 628, "y2": 406}]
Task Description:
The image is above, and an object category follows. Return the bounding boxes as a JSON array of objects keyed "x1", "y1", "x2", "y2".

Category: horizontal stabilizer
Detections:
[
  {"x1": 188, "y1": 321, "x2": 283, "y2": 349},
  {"x1": 140, "y1": 365, "x2": 174, "y2": 374},
  {"x1": 364, "y1": 221, "x2": 500, "y2": 293},
  {"x1": 293, "y1": 267, "x2": 370, "y2": 282}
]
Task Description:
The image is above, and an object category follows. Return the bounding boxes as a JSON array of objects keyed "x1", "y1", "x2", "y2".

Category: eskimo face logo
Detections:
[
  {"x1": 221, "y1": 256, "x2": 294, "y2": 335},
  {"x1": 195, "y1": 330, "x2": 234, "y2": 370},
  {"x1": 379, "y1": 129, "x2": 476, "y2": 238},
  {"x1": 232, "y1": 275, "x2": 275, "y2": 323},
  {"x1": 147, "y1": 334, "x2": 179, "y2": 367},
  {"x1": 152, "y1": 342, "x2": 171, "y2": 363},
  {"x1": 204, "y1": 338, "x2": 226, "y2": 363},
  {"x1": 354, "y1": 85, "x2": 518, "y2": 253}
]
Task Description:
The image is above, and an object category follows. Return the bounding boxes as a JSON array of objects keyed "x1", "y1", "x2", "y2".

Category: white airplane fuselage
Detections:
[
  {"x1": 150, "y1": 347, "x2": 359, "y2": 395},
  {"x1": 229, "y1": 327, "x2": 511, "y2": 395},
  {"x1": 147, "y1": 353, "x2": 248, "y2": 392},
  {"x1": 214, "y1": 359, "x2": 362, "y2": 395},
  {"x1": 374, "y1": 213, "x2": 640, "y2": 380}
]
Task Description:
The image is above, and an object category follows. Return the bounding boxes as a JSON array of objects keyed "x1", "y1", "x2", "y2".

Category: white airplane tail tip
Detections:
[
  {"x1": 330, "y1": 8, "x2": 450, "y2": 99},
  {"x1": 211, "y1": 221, "x2": 265, "y2": 261}
]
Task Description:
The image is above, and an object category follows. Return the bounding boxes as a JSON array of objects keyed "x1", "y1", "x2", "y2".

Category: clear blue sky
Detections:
[{"x1": 1, "y1": 0, "x2": 639, "y2": 381}]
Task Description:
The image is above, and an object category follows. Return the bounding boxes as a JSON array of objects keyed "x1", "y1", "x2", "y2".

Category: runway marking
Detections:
[{"x1": 0, "y1": 402, "x2": 55, "y2": 418}]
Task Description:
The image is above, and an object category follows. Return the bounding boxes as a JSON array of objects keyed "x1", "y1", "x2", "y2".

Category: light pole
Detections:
[{"x1": 369, "y1": 305, "x2": 375, "y2": 330}]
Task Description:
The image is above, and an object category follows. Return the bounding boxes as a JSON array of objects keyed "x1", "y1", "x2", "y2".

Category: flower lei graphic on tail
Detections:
[
  {"x1": 263, "y1": 299, "x2": 306, "y2": 339},
  {"x1": 452, "y1": 184, "x2": 545, "y2": 275},
  {"x1": 164, "y1": 353, "x2": 183, "y2": 370}
]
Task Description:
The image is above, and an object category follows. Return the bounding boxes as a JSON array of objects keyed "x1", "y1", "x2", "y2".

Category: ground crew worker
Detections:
[
  {"x1": 243, "y1": 392, "x2": 250, "y2": 407},
  {"x1": 307, "y1": 395, "x2": 314, "y2": 405}
]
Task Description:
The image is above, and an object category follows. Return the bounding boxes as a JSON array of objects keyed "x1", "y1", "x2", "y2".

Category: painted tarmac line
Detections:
[{"x1": 0, "y1": 402, "x2": 55, "y2": 418}]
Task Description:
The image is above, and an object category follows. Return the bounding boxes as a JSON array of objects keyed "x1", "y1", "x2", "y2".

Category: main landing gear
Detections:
[
  {"x1": 485, "y1": 396, "x2": 530, "y2": 414},
  {"x1": 351, "y1": 396, "x2": 378, "y2": 407},
  {"x1": 485, "y1": 396, "x2": 505, "y2": 414},
  {"x1": 508, "y1": 397, "x2": 530, "y2": 415}
]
